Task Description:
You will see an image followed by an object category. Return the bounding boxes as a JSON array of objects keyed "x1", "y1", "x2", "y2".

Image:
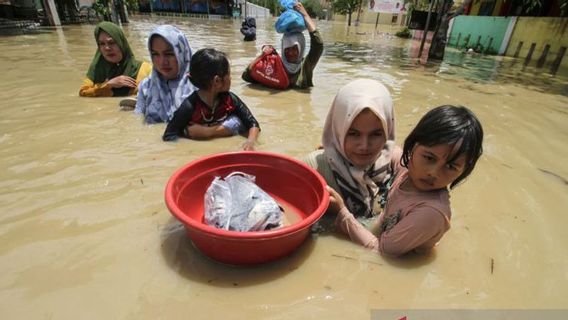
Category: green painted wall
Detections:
[
  {"x1": 505, "y1": 17, "x2": 568, "y2": 68},
  {"x1": 448, "y1": 15, "x2": 512, "y2": 54}
]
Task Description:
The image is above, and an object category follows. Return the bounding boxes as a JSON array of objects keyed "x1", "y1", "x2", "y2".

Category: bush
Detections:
[
  {"x1": 302, "y1": 0, "x2": 323, "y2": 18},
  {"x1": 395, "y1": 27, "x2": 412, "y2": 39}
]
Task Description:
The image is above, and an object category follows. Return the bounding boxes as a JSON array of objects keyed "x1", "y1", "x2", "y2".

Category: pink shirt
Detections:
[{"x1": 335, "y1": 154, "x2": 452, "y2": 257}]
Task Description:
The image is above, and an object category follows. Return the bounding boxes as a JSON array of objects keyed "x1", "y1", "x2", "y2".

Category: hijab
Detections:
[
  {"x1": 322, "y1": 79, "x2": 396, "y2": 218},
  {"x1": 281, "y1": 32, "x2": 305, "y2": 75},
  {"x1": 86, "y1": 21, "x2": 142, "y2": 96},
  {"x1": 135, "y1": 25, "x2": 194, "y2": 124}
]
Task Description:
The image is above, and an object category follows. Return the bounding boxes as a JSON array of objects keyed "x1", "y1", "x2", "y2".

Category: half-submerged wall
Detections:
[
  {"x1": 448, "y1": 16, "x2": 568, "y2": 72},
  {"x1": 505, "y1": 17, "x2": 568, "y2": 71},
  {"x1": 448, "y1": 15, "x2": 513, "y2": 54}
]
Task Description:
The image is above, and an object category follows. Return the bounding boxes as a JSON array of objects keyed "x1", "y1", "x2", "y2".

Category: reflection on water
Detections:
[
  {"x1": 1, "y1": 17, "x2": 568, "y2": 319},
  {"x1": 326, "y1": 41, "x2": 568, "y2": 96},
  {"x1": 437, "y1": 49, "x2": 568, "y2": 96},
  {"x1": 325, "y1": 41, "x2": 410, "y2": 66}
]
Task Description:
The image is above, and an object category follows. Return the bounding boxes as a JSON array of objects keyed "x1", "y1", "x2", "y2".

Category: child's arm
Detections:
[
  {"x1": 162, "y1": 99, "x2": 195, "y2": 141},
  {"x1": 377, "y1": 206, "x2": 448, "y2": 256},
  {"x1": 231, "y1": 93, "x2": 261, "y2": 150},
  {"x1": 329, "y1": 187, "x2": 448, "y2": 257},
  {"x1": 242, "y1": 127, "x2": 260, "y2": 151},
  {"x1": 328, "y1": 187, "x2": 380, "y2": 250}
]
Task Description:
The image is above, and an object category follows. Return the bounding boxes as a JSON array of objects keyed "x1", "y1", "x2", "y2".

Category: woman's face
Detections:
[
  {"x1": 97, "y1": 31, "x2": 123, "y2": 64},
  {"x1": 150, "y1": 36, "x2": 179, "y2": 80},
  {"x1": 344, "y1": 109, "x2": 386, "y2": 169},
  {"x1": 284, "y1": 45, "x2": 300, "y2": 63}
]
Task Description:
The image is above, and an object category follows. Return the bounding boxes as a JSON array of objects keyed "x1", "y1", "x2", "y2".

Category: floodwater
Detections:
[{"x1": 1, "y1": 16, "x2": 567, "y2": 319}]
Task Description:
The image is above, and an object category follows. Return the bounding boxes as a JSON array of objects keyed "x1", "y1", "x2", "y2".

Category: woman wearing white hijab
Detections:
[
  {"x1": 135, "y1": 25, "x2": 195, "y2": 124},
  {"x1": 304, "y1": 79, "x2": 396, "y2": 219},
  {"x1": 241, "y1": 3, "x2": 323, "y2": 89}
]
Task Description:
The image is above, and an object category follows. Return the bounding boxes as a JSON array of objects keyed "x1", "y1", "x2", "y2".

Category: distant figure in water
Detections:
[
  {"x1": 240, "y1": 17, "x2": 257, "y2": 42},
  {"x1": 241, "y1": 3, "x2": 323, "y2": 90}
]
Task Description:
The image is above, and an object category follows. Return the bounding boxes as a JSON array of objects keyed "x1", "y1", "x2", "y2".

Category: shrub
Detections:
[{"x1": 395, "y1": 27, "x2": 412, "y2": 39}]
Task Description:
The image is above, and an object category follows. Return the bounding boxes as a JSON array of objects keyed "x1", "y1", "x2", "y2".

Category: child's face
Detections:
[
  {"x1": 344, "y1": 109, "x2": 386, "y2": 169},
  {"x1": 150, "y1": 36, "x2": 179, "y2": 80},
  {"x1": 97, "y1": 31, "x2": 122, "y2": 64},
  {"x1": 407, "y1": 143, "x2": 467, "y2": 191}
]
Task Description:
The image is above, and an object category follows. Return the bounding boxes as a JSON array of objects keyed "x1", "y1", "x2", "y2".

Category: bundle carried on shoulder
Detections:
[
  {"x1": 240, "y1": 17, "x2": 257, "y2": 41},
  {"x1": 275, "y1": 0, "x2": 306, "y2": 34}
]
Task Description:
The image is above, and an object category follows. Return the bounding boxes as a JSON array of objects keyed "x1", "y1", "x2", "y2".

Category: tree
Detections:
[
  {"x1": 332, "y1": 0, "x2": 362, "y2": 26},
  {"x1": 427, "y1": 0, "x2": 466, "y2": 60},
  {"x1": 303, "y1": 0, "x2": 324, "y2": 18},
  {"x1": 518, "y1": 0, "x2": 568, "y2": 16}
]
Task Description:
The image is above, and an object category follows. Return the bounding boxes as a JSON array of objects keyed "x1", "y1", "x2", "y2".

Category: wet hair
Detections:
[
  {"x1": 189, "y1": 48, "x2": 229, "y2": 90},
  {"x1": 401, "y1": 105, "x2": 484, "y2": 189}
]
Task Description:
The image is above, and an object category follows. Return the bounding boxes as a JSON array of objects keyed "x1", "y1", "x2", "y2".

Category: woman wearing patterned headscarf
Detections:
[
  {"x1": 135, "y1": 25, "x2": 195, "y2": 124},
  {"x1": 79, "y1": 22, "x2": 152, "y2": 97},
  {"x1": 303, "y1": 79, "x2": 396, "y2": 220},
  {"x1": 241, "y1": 3, "x2": 323, "y2": 89}
]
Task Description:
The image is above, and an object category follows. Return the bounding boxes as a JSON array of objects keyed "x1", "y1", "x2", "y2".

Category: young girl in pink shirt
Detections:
[{"x1": 329, "y1": 105, "x2": 484, "y2": 257}]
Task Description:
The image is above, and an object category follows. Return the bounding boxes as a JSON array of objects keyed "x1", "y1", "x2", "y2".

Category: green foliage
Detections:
[
  {"x1": 332, "y1": 0, "x2": 361, "y2": 15},
  {"x1": 521, "y1": 0, "x2": 567, "y2": 16},
  {"x1": 523, "y1": 0, "x2": 542, "y2": 13},
  {"x1": 395, "y1": 27, "x2": 412, "y2": 38},
  {"x1": 303, "y1": 0, "x2": 323, "y2": 18},
  {"x1": 405, "y1": 0, "x2": 431, "y2": 12},
  {"x1": 124, "y1": 0, "x2": 139, "y2": 11},
  {"x1": 92, "y1": 0, "x2": 110, "y2": 17}
]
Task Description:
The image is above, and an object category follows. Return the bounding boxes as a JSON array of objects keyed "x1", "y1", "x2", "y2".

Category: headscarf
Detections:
[
  {"x1": 322, "y1": 79, "x2": 396, "y2": 218},
  {"x1": 281, "y1": 32, "x2": 305, "y2": 75},
  {"x1": 86, "y1": 21, "x2": 142, "y2": 96},
  {"x1": 135, "y1": 25, "x2": 194, "y2": 124}
]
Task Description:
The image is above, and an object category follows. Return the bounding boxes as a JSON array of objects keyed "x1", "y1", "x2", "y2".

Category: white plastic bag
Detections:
[{"x1": 204, "y1": 172, "x2": 283, "y2": 232}]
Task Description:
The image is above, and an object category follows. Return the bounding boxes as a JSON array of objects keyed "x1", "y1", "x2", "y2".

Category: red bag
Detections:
[{"x1": 250, "y1": 45, "x2": 290, "y2": 90}]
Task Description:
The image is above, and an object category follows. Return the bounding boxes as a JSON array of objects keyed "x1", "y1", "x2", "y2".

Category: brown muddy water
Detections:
[{"x1": 1, "y1": 16, "x2": 567, "y2": 319}]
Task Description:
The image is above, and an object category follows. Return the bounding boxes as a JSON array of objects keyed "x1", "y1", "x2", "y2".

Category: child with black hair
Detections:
[
  {"x1": 163, "y1": 48, "x2": 260, "y2": 151},
  {"x1": 328, "y1": 105, "x2": 484, "y2": 257}
]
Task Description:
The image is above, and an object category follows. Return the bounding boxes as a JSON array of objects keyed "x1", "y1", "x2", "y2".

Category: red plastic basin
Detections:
[{"x1": 165, "y1": 151, "x2": 329, "y2": 265}]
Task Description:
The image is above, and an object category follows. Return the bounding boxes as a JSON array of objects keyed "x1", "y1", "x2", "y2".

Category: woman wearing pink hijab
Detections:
[{"x1": 303, "y1": 79, "x2": 396, "y2": 220}]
